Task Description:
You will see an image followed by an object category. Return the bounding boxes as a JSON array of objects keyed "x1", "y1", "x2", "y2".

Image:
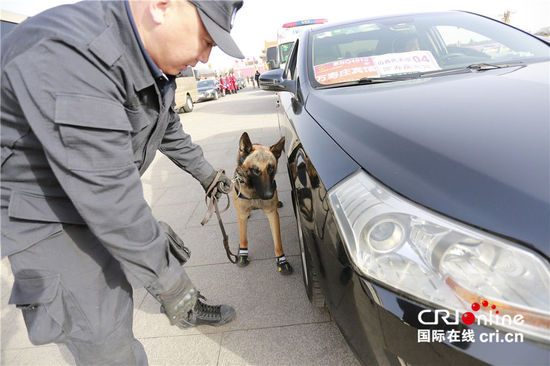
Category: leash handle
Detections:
[
  {"x1": 201, "y1": 169, "x2": 230, "y2": 225},
  {"x1": 201, "y1": 169, "x2": 238, "y2": 264}
]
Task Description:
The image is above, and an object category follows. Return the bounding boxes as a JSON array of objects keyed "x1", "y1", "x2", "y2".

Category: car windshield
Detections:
[
  {"x1": 198, "y1": 80, "x2": 215, "y2": 88},
  {"x1": 310, "y1": 11, "x2": 549, "y2": 87}
]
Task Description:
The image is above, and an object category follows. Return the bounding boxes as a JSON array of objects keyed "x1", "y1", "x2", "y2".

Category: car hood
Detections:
[
  {"x1": 306, "y1": 61, "x2": 549, "y2": 250},
  {"x1": 198, "y1": 86, "x2": 216, "y2": 92}
]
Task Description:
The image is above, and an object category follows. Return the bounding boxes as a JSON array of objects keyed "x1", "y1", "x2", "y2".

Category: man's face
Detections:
[{"x1": 148, "y1": 1, "x2": 215, "y2": 75}]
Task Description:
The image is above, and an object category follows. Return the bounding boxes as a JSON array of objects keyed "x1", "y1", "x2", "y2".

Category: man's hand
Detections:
[
  {"x1": 200, "y1": 169, "x2": 232, "y2": 199},
  {"x1": 158, "y1": 275, "x2": 198, "y2": 327}
]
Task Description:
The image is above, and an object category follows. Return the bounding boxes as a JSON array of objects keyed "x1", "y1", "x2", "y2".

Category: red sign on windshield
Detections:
[
  {"x1": 314, "y1": 57, "x2": 379, "y2": 84},
  {"x1": 314, "y1": 51, "x2": 440, "y2": 85}
]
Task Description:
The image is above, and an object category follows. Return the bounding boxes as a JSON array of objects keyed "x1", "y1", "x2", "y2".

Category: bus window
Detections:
[
  {"x1": 279, "y1": 42, "x2": 294, "y2": 65},
  {"x1": 266, "y1": 46, "x2": 279, "y2": 69}
]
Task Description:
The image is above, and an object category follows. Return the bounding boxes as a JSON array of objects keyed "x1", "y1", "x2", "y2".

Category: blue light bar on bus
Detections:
[{"x1": 282, "y1": 19, "x2": 328, "y2": 28}]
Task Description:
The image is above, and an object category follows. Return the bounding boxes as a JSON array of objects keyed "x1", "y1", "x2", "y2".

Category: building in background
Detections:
[
  {"x1": 195, "y1": 69, "x2": 217, "y2": 79},
  {"x1": 232, "y1": 57, "x2": 266, "y2": 79}
]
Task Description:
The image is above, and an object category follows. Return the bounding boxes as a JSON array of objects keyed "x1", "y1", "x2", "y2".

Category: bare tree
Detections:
[{"x1": 501, "y1": 10, "x2": 515, "y2": 24}]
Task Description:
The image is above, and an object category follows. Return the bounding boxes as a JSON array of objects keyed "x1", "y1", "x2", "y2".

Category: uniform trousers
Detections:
[{"x1": 8, "y1": 224, "x2": 148, "y2": 366}]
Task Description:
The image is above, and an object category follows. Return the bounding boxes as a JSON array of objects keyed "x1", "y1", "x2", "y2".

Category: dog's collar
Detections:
[
  {"x1": 234, "y1": 180, "x2": 277, "y2": 200},
  {"x1": 234, "y1": 185, "x2": 251, "y2": 200},
  {"x1": 234, "y1": 171, "x2": 247, "y2": 185}
]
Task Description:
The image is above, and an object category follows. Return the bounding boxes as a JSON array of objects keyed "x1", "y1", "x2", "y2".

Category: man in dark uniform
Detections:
[
  {"x1": 1, "y1": 1, "x2": 245, "y2": 364},
  {"x1": 254, "y1": 69, "x2": 261, "y2": 88}
]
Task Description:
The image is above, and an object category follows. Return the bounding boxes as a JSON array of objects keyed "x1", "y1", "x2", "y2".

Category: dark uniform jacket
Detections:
[{"x1": 1, "y1": 1, "x2": 212, "y2": 291}]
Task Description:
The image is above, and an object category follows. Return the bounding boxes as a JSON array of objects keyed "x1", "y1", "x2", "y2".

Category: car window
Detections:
[
  {"x1": 178, "y1": 67, "x2": 194, "y2": 78},
  {"x1": 309, "y1": 12, "x2": 549, "y2": 87},
  {"x1": 1, "y1": 20, "x2": 18, "y2": 39},
  {"x1": 1, "y1": 10, "x2": 27, "y2": 40},
  {"x1": 198, "y1": 80, "x2": 215, "y2": 87},
  {"x1": 436, "y1": 26, "x2": 512, "y2": 61},
  {"x1": 284, "y1": 40, "x2": 299, "y2": 80},
  {"x1": 280, "y1": 42, "x2": 295, "y2": 65}
]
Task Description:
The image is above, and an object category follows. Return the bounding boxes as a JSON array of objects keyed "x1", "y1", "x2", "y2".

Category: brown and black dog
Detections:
[{"x1": 232, "y1": 132, "x2": 292, "y2": 275}]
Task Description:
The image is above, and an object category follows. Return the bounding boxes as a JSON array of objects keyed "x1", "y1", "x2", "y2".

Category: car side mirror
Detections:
[{"x1": 259, "y1": 69, "x2": 297, "y2": 95}]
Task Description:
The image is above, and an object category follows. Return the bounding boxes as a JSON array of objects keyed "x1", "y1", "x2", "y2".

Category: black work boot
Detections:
[
  {"x1": 157, "y1": 274, "x2": 198, "y2": 326},
  {"x1": 177, "y1": 294, "x2": 235, "y2": 328}
]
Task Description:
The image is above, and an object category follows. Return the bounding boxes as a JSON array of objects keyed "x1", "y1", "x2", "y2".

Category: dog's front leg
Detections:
[
  {"x1": 264, "y1": 206, "x2": 293, "y2": 275},
  {"x1": 237, "y1": 210, "x2": 249, "y2": 250},
  {"x1": 236, "y1": 206, "x2": 251, "y2": 267},
  {"x1": 264, "y1": 207, "x2": 283, "y2": 257}
]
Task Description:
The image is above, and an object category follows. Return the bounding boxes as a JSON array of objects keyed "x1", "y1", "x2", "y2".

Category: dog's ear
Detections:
[
  {"x1": 270, "y1": 136, "x2": 285, "y2": 160},
  {"x1": 239, "y1": 132, "x2": 253, "y2": 155}
]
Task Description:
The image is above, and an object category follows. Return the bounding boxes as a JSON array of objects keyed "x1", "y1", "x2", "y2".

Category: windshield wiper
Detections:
[
  {"x1": 419, "y1": 62, "x2": 525, "y2": 78},
  {"x1": 317, "y1": 76, "x2": 412, "y2": 89},
  {"x1": 468, "y1": 62, "x2": 526, "y2": 70},
  {"x1": 357, "y1": 76, "x2": 412, "y2": 83},
  {"x1": 467, "y1": 63, "x2": 505, "y2": 70}
]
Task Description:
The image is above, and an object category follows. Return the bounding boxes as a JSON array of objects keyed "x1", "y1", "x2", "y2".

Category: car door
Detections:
[
  {"x1": 277, "y1": 40, "x2": 302, "y2": 157},
  {"x1": 277, "y1": 38, "x2": 327, "y2": 295},
  {"x1": 279, "y1": 39, "x2": 347, "y2": 308},
  {"x1": 280, "y1": 35, "x2": 365, "y2": 313}
]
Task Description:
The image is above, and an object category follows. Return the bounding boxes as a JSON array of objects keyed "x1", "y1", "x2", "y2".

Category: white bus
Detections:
[{"x1": 271, "y1": 19, "x2": 328, "y2": 69}]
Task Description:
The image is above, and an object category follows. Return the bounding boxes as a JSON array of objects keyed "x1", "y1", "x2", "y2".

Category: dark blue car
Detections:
[
  {"x1": 197, "y1": 79, "x2": 220, "y2": 101},
  {"x1": 260, "y1": 11, "x2": 549, "y2": 365}
]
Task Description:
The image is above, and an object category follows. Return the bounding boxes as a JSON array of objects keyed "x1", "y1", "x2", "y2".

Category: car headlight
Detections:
[{"x1": 328, "y1": 170, "x2": 549, "y2": 342}]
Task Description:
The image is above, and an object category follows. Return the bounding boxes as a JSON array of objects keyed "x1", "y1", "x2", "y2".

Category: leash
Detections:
[
  {"x1": 201, "y1": 169, "x2": 238, "y2": 264},
  {"x1": 233, "y1": 170, "x2": 246, "y2": 199}
]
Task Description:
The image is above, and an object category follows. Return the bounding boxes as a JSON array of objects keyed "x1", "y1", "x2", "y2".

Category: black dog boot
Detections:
[
  {"x1": 237, "y1": 248, "x2": 250, "y2": 267},
  {"x1": 276, "y1": 254, "x2": 293, "y2": 275}
]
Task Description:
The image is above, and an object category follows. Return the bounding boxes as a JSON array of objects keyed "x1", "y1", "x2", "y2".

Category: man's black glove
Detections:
[
  {"x1": 158, "y1": 274, "x2": 198, "y2": 328},
  {"x1": 200, "y1": 169, "x2": 232, "y2": 199}
]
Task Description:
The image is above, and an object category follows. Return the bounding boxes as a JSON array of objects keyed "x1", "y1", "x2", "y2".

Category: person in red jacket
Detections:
[
  {"x1": 219, "y1": 75, "x2": 226, "y2": 96},
  {"x1": 230, "y1": 73, "x2": 238, "y2": 93},
  {"x1": 225, "y1": 74, "x2": 234, "y2": 94}
]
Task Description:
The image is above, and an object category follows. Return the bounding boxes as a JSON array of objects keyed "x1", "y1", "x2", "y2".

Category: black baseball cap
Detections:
[{"x1": 189, "y1": 0, "x2": 245, "y2": 59}]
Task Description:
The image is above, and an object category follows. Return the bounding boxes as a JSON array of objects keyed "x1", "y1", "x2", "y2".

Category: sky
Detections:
[{"x1": 2, "y1": 0, "x2": 549, "y2": 70}]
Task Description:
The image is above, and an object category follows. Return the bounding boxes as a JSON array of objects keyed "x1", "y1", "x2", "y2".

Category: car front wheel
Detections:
[
  {"x1": 294, "y1": 191, "x2": 326, "y2": 308},
  {"x1": 182, "y1": 94, "x2": 193, "y2": 112}
]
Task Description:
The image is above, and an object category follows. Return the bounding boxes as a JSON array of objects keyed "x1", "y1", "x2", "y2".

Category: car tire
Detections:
[
  {"x1": 182, "y1": 94, "x2": 193, "y2": 113},
  {"x1": 294, "y1": 193, "x2": 326, "y2": 308}
]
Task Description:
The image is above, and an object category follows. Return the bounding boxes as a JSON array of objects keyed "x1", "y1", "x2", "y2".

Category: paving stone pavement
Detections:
[{"x1": 1, "y1": 86, "x2": 360, "y2": 366}]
